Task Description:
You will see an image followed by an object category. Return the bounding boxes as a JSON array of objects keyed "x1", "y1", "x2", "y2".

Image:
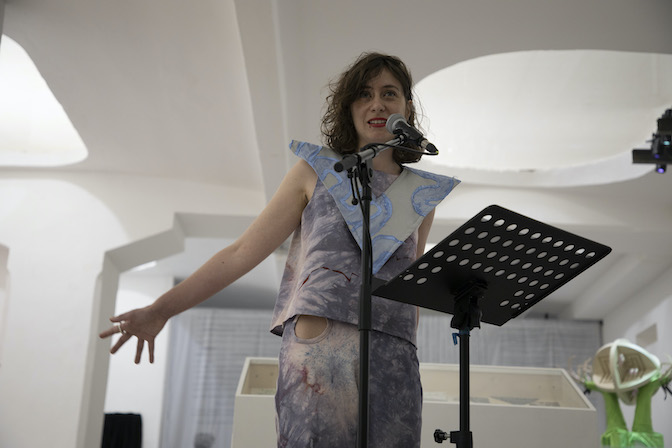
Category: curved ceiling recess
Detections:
[
  {"x1": 415, "y1": 50, "x2": 672, "y2": 187},
  {"x1": 0, "y1": 35, "x2": 87, "y2": 167}
]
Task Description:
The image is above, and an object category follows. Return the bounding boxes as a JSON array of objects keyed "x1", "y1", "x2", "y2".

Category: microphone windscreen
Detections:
[{"x1": 385, "y1": 113, "x2": 406, "y2": 134}]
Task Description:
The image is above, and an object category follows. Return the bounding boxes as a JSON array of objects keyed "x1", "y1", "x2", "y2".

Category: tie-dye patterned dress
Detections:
[{"x1": 270, "y1": 141, "x2": 459, "y2": 448}]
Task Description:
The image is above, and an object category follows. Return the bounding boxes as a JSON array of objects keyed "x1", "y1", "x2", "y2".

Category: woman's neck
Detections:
[{"x1": 371, "y1": 149, "x2": 402, "y2": 175}]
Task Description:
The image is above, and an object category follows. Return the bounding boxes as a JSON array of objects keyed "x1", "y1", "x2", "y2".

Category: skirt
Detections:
[{"x1": 275, "y1": 316, "x2": 422, "y2": 448}]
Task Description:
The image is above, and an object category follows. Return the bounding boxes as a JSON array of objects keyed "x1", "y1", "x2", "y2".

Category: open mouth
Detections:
[{"x1": 368, "y1": 118, "x2": 387, "y2": 127}]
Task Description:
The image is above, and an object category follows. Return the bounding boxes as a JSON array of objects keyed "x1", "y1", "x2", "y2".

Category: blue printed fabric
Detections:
[{"x1": 289, "y1": 141, "x2": 459, "y2": 274}]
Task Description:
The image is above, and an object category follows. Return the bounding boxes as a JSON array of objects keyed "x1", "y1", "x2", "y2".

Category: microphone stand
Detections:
[
  {"x1": 334, "y1": 136, "x2": 404, "y2": 448},
  {"x1": 333, "y1": 137, "x2": 403, "y2": 173}
]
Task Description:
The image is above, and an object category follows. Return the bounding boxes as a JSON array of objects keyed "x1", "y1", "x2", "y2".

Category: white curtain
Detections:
[
  {"x1": 417, "y1": 313, "x2": 601, "y2": 368},
  {"x1": 160, "y1": 309, "x2": 280, "y2": 448},
  {"x1": 161, "y1": 308, "x2": 602, "y2": 448}
]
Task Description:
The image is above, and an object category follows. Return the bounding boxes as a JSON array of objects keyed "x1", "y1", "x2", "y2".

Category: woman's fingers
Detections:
[
  {"x1": 99, "y1": 320, "x2": 129, "y2": 339},
  {"x1": 99, "y1": 322, "x2": 123, "y2": 339},
  {"x1": 98, "y1": 326, "x2": 115, "y2": 339},
  {"x1": 109, "y1": 310, "x2": 133, "y2": 323},
  {"x1": 110, "y1": 333, "x2": 132, "y2": 354},
  {"x1": 101, "y1": 322, "x2": 155, "y2": 364},
  {"x1": 148, "y1": 339, "x2": 155, "y2": 364},
  {"x1": 135, "y1": 338, "x2": 145, "y2": 364},
  {"x1": 99, "y1": 306, "x2": 163, "y2": 364}
]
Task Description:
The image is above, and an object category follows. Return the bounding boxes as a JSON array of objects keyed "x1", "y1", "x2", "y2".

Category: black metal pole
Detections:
[
  {"x1": 337, "y1": 140, "x2": 399, "y2": 448},
  {"x1": 457, "y1": 331, "x2": 473, "y2": 448},
  {"x1": 448, "y1": 283, "x2": 483, "y2": 448},
  {"x1": 357, "y1": 160, "x2": 373, "y2": 448}
]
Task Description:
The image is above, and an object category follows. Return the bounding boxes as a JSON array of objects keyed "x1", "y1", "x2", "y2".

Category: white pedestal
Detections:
[
  {"x1": 231, "y1": 358, "x2": 599, "y2": 448},
  {"x1": 421, "y1": 363, "x2": 599, "y2": 448},
  {"x1": 231, "y1": 358, "x2": 278, "y2": 448}
]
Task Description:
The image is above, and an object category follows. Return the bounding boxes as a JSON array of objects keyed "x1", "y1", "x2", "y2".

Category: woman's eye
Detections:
[
  {"x1": 384, "y1": 90, "x2": 398, "y2": 97},
  {"x1": 358, "y1": 90, "x2": 372, "y2": 98}
]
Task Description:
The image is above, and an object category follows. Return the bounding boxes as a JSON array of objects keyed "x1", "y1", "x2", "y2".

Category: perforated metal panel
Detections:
[{"x1": 374, "y1": 205, "x2": 612, "y2": 326}]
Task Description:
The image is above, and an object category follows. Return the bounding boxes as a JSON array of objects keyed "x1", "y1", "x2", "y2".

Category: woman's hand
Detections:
[{"x1": 98, "y1": 305, "x2": 168, "y2": 364}]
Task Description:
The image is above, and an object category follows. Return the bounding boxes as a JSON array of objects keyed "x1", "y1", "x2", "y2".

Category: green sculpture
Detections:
[{"x1": 573, "y1": 339, "x2": 671, "y2": 448}]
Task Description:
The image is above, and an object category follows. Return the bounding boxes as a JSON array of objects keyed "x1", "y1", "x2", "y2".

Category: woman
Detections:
[{"x1": 100, "y1": 52, "x2": 459, "y2": 447}]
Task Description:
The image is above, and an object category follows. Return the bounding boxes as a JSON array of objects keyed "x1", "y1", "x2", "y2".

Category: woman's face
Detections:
[{"x1": 350, "y1": 69, "x2": 412, "y2": 150}]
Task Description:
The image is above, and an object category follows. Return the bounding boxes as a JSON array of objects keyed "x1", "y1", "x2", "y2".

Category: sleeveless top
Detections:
[{"x1": 270, "y1": 141, "x2": 459, "y2": 345}]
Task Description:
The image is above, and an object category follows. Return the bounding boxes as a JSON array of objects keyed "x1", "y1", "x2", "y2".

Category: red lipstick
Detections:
[{"x1": 368, "y1": 117, "x2": 387, "y2": 128}]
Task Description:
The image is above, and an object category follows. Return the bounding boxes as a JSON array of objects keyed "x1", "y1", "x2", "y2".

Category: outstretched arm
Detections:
[{"x1": 99, "y1": 159, "x2": 317, "y2": 363}]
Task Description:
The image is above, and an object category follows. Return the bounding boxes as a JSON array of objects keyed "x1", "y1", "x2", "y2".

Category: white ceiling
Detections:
[{"x1": 2, "y1": 0, "x2": 671, "y2": 321}]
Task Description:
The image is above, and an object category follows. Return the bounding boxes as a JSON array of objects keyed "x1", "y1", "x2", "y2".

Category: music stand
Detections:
[{"x1": 373, "y1": 205, "x2": 612, "y2": 447}]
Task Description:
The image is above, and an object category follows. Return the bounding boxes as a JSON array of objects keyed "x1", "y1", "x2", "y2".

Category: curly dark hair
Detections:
[{"x1": 321, "y1": 52, "x2": 422, "y2": 164}]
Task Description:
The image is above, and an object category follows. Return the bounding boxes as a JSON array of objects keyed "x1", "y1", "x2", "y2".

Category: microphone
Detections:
[{"x1": 385, "y1": 113, "x2": 438, "y2": 154}]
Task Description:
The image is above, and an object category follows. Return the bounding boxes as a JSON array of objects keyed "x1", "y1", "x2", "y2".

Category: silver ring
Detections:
[{"x1": 115, "y1": 322, "x2": 122, "y2": 333}]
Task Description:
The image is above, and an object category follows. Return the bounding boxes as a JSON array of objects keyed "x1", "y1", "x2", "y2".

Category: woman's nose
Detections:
[{"x1": 370, "y1": 95, "x2": 385, "y2": 111}]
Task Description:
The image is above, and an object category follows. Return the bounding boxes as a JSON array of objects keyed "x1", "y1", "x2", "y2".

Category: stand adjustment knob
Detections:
[{"x1": 434, "y1": 429, "x2": 448, "y2": 443}]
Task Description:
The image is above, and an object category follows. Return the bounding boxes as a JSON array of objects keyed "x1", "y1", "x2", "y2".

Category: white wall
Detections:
[
  {"x1": 0, "y1": 177, "x2": 128, "y2": 448},
  {"x1": 0, "y1": 173, "x2": 263, "y2": 448},
  {"x1": 104, "y1": 275, "x2": 173, "y2": 448},
  {"x1": 602, "y1": 266, "x2": 672, "y2": 444}
]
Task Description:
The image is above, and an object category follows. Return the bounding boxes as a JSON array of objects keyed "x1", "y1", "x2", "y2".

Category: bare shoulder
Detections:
[{"x1": 285, "y1": 158, "x2": 318, "y2": 203}]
